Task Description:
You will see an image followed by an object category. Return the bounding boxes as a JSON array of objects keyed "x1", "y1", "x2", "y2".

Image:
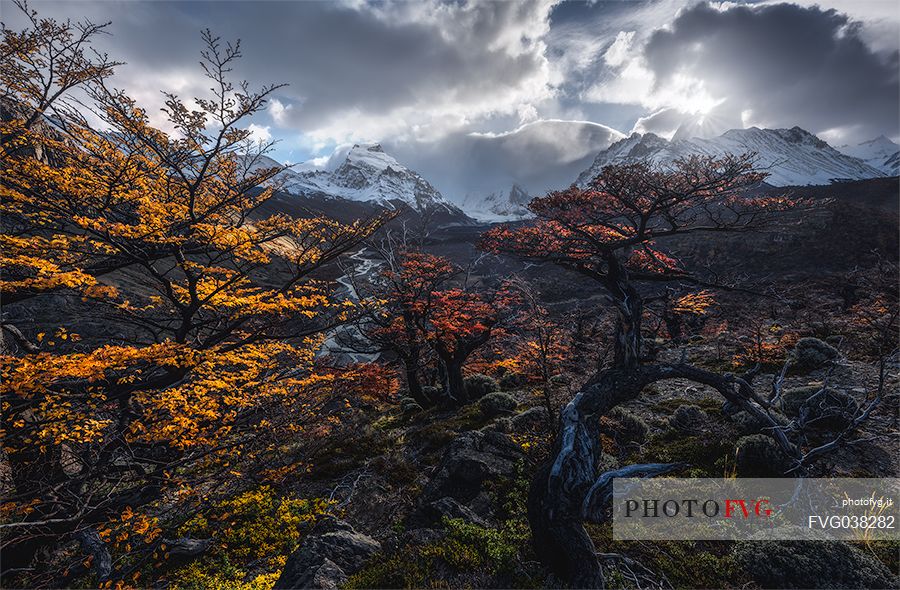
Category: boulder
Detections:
[
  {"x1": 733, "y1": 540, "x2": 898, "y2": 589},
  {"x1": 274, "y1": 519, "x2": 381, "y2": 589},
  {"x1": 407, "y1": 496, "x2": 490, "y2": 529},
  {"x1": 420, "y1": 430, "x2": 524, "y2": 505}
]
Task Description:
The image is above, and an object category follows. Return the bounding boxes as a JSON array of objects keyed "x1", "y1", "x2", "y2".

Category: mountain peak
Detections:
[
  {"x1": 352, "y1": 143, "x2": 384, "y2": 153},
  {"x1": 258, "y1": 143, "x2": 465, "y2": 216},
  {"x1": 578, "y1": 125, "x2": 887, "y2": 187},
  {"x1": 771, "y1": 126, "x2": 827, "y2": 148},
  {"x1": 838, "y1": 134, "x2": 900, "y2": 175}
]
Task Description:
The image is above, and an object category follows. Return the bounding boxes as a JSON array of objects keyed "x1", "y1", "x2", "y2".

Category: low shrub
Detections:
[
  {"x1": 605, "y1": 407, "x2": 649, "y2": 445},
  {"x1": 734, "y1": 434, "x2": 791, "y2": 477},
  {"x1": 668, "y1": 404, "x2": 708, "y2": 432},
  {"x1": 499, "y1": 371, "x2": 527, "y2": 391},
  {"x1": 780, "y1": 386, "x2": 856, "y2": 429},
  {"x1": 464, "y1": 374, "x2": 500, "y2": 399},
  {"x1": 170, "y1": 487, "x2": 332, "y2": 589},
  {"x1": 790, "y1": 337, "x2": 839, "y2": 372},
  {"x1": 733, "y1": 540, "x2": 898, "y2": 589},
  {"x1": 344, "y1": 518, "x2": 531, "y2": 589},
  {"x1": 729, "y1": 409, "x2": 789, "y2": 435},
  {"x1": 478, "y1": 392, "x2": 518, "y2": 417}
]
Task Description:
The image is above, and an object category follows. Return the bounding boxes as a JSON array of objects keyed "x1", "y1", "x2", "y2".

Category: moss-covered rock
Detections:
[
  {"x1": 478, "y1": 392, "x2": 518, "y2": 417},
  {"x1": 733, "y1": 540, "x2": 899, "y2": 589},
  {"x1": 465, "y1": 374, "x2": 500, "y2": 399},
  {"x1": 790, "y1": 337, "x2": 839, "y2": 372},
  {"x1": 734, "y1": 434, "x2": 792, "y2": 477}
]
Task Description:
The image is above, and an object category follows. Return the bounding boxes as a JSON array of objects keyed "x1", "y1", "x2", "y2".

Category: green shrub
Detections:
[
  {"x1": 170, "y1": 487, "x2": 332, "y2": 589},
  {"x1": 344, "y1": 518, "x2": 531, "y2": 589},
  {"x1": 668, "y1": 404, "x2": 708, "y2": 432},
  {"x1": 780, "y1": 386, "x2": 856, "y2": 429},
  {"x1": 478, "y1": 392, "x2": 518, "y2": 417},
  {"x1": 734, "y1": 434, "x2": 791, "y2": 477},
  {"x1": 465, "y1": 374, "x2": 500, "y2": 399},
  {"x1": 790, "y1": 337, "x2": 839, "y2": 372},
  {"x1": 729, "y1": 409, "x2": 789, "y2": 434},
  {"x1": 499, "y1": 371, "x2": 527, "y2": 391},
  {"x1": 606, "y1": 407, "x2": 649, "y2": 444}
]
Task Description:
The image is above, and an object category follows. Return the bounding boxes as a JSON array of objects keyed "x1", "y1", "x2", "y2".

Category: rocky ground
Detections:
[{"x1": 266, "y1": 340, "x2": 900, "y2": 589}]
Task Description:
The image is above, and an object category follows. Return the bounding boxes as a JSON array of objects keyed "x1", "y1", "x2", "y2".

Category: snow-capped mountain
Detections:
[
  {"x1": 245, "y1": 144, "x2": 464, "y2": 216},
  {"x1": 576, "y1": 127, "x2": 888, "y2": 187},
  {"x1": 462, "y1": 184, "x2": 531, "y2": 221},
  {"x1": 837, "y1": 135, "x2": 900, "y2": 175}
]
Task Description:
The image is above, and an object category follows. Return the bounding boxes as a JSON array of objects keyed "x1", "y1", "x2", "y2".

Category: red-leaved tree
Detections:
[
  {"x1": 352, "y1": 248, "x2": 457, "y2": 406},
  {"x1": 425, "y1": 286, "x2": 516, "y2": 403},
  {"x1": 481, "y1": 155, "x2": 811, "y2": 586}
]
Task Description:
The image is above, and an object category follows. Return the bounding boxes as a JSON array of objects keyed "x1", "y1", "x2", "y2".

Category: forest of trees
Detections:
[{"x1": 2, "y1": 5, "x2": 898, "y2": 590}]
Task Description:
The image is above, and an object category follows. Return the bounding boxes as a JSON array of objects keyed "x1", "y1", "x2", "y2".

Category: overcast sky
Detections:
[{"x1": 4, "y1": 0, "x2": 898, "y2": 199}]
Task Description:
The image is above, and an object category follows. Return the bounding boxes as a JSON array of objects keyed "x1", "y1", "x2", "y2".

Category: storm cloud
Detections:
[
  {"x1": 642, "y1": 2, "x2": 900, "y2": 143},
  {"x1": 3, "y1": 0, "x2": 898, "y2": 201},
  {"x1": 2, "y1": 0, "x2": 556, "y2": 145}
]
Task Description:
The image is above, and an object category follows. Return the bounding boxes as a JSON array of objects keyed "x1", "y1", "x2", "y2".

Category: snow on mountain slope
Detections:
[
  {"x1": 243, "y1": 144, "x2": 464, "y2": 215},
  {"x1": 838, "y1": 135, "x2": 900, "y2": 175},
  {"x1": 577, "y1": 127, "x2": 887, "y2": 187},
  {"x1": 462, "y1": 184, "x2": 531, "y2": 221}
]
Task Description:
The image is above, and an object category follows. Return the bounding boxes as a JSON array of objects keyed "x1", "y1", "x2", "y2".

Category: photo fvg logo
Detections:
[
  {"x1": 612, "y1": 478, "x2": 900, "y2": 541},
  {"x1": 623, "y1": 498, "x2": 773, "y2": 519}
]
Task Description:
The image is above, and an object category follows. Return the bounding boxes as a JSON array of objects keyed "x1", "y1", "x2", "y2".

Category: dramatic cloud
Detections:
[
  {"x1": 2, "y1": 0, "x2": 557, "y2": 146},
  {"x1": 386, "y1": 120, "x2": 624, "y2": 202},
  {"x1": 3, "y1": 0, "x2": 897, "y2": 200},
  {"x1": 641, "y1": 2, "x2": 899, "y2": 143},
  {"x1": 631, "y1": 108, "x2": 687, "y2": 137}
]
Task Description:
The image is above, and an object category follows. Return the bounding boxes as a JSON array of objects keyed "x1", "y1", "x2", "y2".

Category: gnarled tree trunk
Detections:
[
  {"x1": 402, "y1": 353, "x2": 429, "y2": 406},
  {"x1": 445, "y1": 359, "x2": 467, "y2": 404},
  {"x1": 526, "y1": 265, "x2": 797, "y2": 586}
]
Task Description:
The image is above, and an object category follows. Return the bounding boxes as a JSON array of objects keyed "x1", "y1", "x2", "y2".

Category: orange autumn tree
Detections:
[
  {"x1": 482, "y1": 156, "x2": 809, "y2": 587},
  {"x1": 505, "y1": 277, "x2": 571, "y2": 428},
  {"x1": 1, "y1": 16, "x2": 390, "y2": 586}
]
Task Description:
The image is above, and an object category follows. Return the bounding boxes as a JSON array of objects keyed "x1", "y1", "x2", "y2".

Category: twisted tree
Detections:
[{"x1": 482, "y1": 155, "x2": 811, "y2": 586}]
